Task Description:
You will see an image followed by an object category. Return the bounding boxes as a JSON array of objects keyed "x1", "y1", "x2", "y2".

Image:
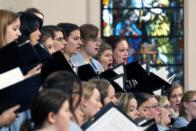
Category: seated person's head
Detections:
[
  {"x1": 80, "y1": 82, "x2": 102, "y2": 124},
  {"x1": 31, "y1": 89, "x2": 72, "y2": 131},
  {"x1": 89, "y1": 78, "x2": 118, "y2": 106},
  {"x1": 44, "y1": 71, "x2": 82, "y2": 110},
  {"x1": 179, "y1": 90, "x2": 196, "y2": 122},
  {"x1": 156, "y1": 95, "x2": 172, "y2": 127},
  {"x1": 136, "y1": 93, "x2": 160, "y2": 120},
  {"x1": 118, "y1": 93, "x2": 139, "y2": 121},
  {"x1": 167, "y1": 83, "x2": 183, "y2": 115}
]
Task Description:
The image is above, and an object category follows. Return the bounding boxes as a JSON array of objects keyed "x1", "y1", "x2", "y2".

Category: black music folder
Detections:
[
  {"x1": 33, "y1": 42, "x2": 52, "y2": 64},
  {"x1": 0, "y1": 74, "x2": 41, "y2": 113},
  {"x1": 0, "y1": 41, "x2": 41, "y2": 74},
  {"x1": 125, "y1": 61, "x2": 171, "y2": 94},
  {"x1": 109, "y1": 74, "x2": 125, "y2": 92},
  {"x1": 0, "y1": 41, "x2": 20, "y2": 73},
  {"x1": 41, "y1": 51, "x2": 76, "y2": 81},
  {"x1": 77, "y1": 64, "x2": 98, "y2": 81},
  {"x1": 99, "y1": 64, "x2": 125, "y2": 80}
]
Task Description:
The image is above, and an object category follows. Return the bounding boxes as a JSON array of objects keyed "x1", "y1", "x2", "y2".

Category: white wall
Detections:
[
  {"x1": 184, "y1": 0, "x2": 196, "y2": 90},
  {"x1": 0, "y1": 0, "x2": 196, "y2": 90},
  {"x1": 0, "y1": 0, "x2": 100, "y2": 26}
]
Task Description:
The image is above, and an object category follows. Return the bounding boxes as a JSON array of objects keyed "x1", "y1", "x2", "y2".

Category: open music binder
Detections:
[
  {"x1": 81, "y1": 103, "x2": 154, "y2": 131},
  {"x1": 125, "y1": 61, "x2": 172, "y2": 94}
]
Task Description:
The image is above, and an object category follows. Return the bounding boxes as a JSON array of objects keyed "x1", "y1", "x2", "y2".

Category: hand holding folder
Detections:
[{"x1": 0, "y1": 105, "x2": 20, "y2": 127}]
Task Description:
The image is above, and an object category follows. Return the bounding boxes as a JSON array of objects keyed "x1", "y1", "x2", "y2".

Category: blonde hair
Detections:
[
  {"x1": 0, "y1": 9, "x2": 18, "y2": 47},
  {"x1": 81, "y1": 81, "x2": 97, "y2": 123},
  {"x1": 179, "y1": 91, "x2": 196, "y2": 119},
  {"x1": 118, "y1": 93, "x2": 135, "y2": 115},
  {"x1": 81, "y1": 82, "x2": 96, "y2": 99},
  {"x1": 89, "y1": 78, "x2": 110, "y2": 105},
  {"x1": 156, "y1": 95, "x2": 168, "y2": 106},
  {"x1": 156, "y1": 95, "x2": 170, "y2": 126}
]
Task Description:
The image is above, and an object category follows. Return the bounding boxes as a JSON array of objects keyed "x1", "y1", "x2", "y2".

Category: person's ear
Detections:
[
  {"x1": 81, "y1": 96, "x2": 88, "y2": 107},
  {"x1": 183, "y1": 102, "x2": 189, "y2": 109},
  {"x1": 48, "y1": 112, "x2": 56, "y2": 124},
  {"x1": 81, "y1": 39, "x2": 86, "y2": 44}
]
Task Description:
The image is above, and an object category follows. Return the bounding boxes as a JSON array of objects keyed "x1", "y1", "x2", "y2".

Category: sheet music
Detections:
[
  {"x1": 114, "y1": 76, "x2": 124, "y2": 90},
  {"x1": 167, "y1": 74, "x2": 175, "y2": 84},
  {"x1": 86, "y1": 107, "x2": 146, "y2": 131},
  {"x1": 0, "y1": 67, "x2": 24, "y2": 90},
  {"x1": 142, "y1": 64, "x2": 147, "y2": 70},
  {"x1": 151, "y1": 67, "x2": 175, "y2": 84},
  {"x1": 153, "y1": 89, "x2": 162, "y2": 96},
  {"x1": 113, "y1": 65, "x2": 124, "y2": 75},
  {"x1": 153, "y1": 67, "x2": 168, "y2": 81}
]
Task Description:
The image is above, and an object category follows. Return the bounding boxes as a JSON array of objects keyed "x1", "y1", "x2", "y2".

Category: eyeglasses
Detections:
[
  {"x1": 89, "y1": 38, "x2": 103, "y2": 43},
  {"x1": 54, "y1": 37, "x2": 65, "y2": 42},
  {"x1": 188, "y1": 99, "x2": 196, "y2": 103},
  {"x1": 144, "y1": 104, "x2": 159, "y2": 109},
  {"x1": 160, "y1": 105, "x2": 172, "y2": 110}
]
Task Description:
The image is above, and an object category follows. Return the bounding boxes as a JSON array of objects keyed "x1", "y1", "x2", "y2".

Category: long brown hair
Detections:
[
  {"x1": 0, "y1": 9, "x2": 19, "y2": 47},
  {"x1": 179, "y1": 91, "x2": 196, "y2": 119}
]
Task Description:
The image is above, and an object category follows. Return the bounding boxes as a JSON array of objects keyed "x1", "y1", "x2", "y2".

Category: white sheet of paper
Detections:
[
  {"x1": 153, "y1": 67, "x2": 168, "y2": 81},
  {"x1": 86, "y1": 107, "x2": 147, "y2": 131},
  {"x1": 153, "y1": 89, "x2": 162, "y2": 96},
  {"x1": 0, "y1": 67, "x2": 24, "y2": 90},
  {"x1": 142, "y1": 64, "x2": 147, "y2": 70},
  {"x1": 113, "y1": 65, "x2": 124, "y2": 75},
  {"x1": 113, "y1": 76, "x2": 124, "y2": 90}
]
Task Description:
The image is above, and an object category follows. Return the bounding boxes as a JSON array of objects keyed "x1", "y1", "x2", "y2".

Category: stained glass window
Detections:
[{"x1": 101, "y1": 0, "x2": 184, "y2": 84}]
